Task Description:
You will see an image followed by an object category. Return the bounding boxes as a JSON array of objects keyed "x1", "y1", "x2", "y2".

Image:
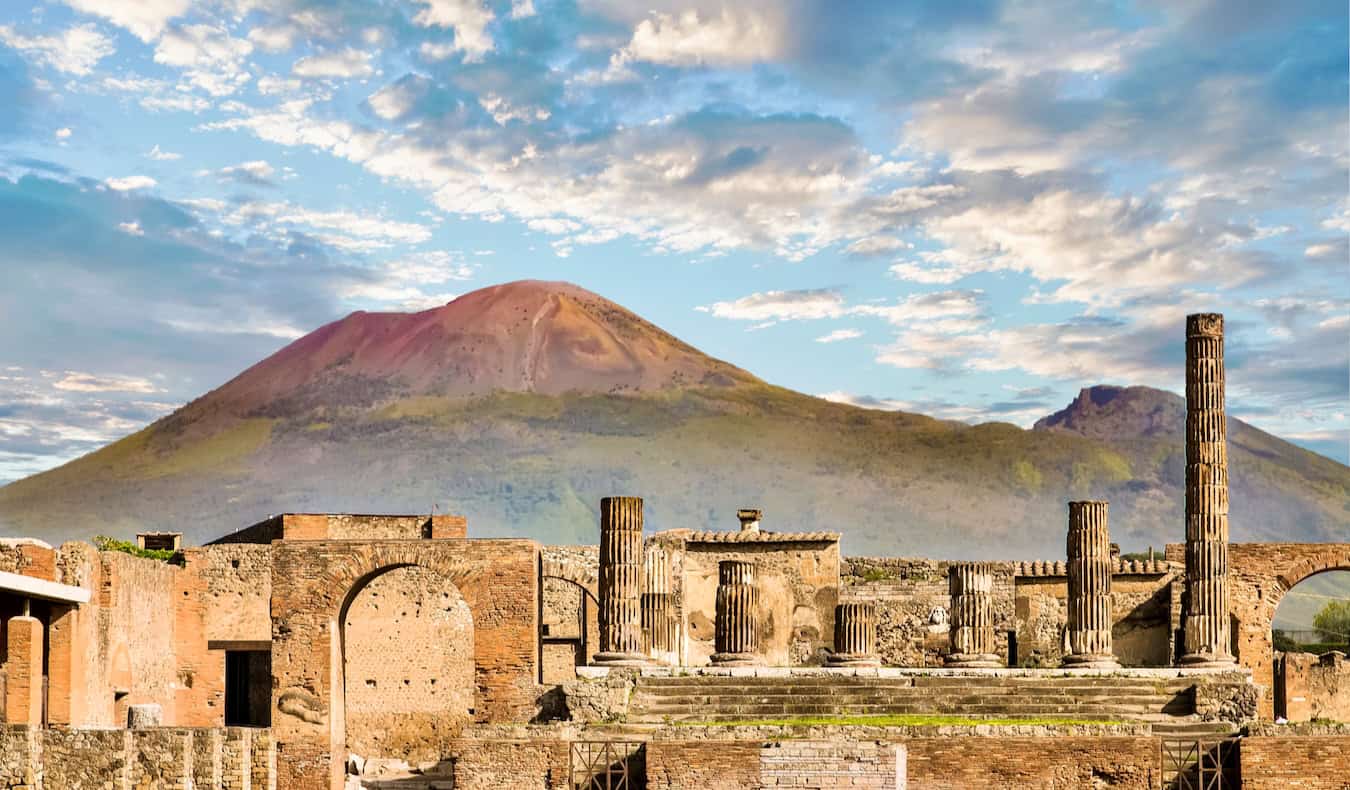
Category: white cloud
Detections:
[
  {"x1": 815, "y1": 328, "x2": 863, "y2": 344},
  {"x1": 292, "y1": 49, "x2": 376, "y2": 79},
  {"x1": 61, "y1": 0, "x2": 189, "y2": 42},
  {"x1": 616, "y1": 8, "x2": 783, "y2": 68},
  {"x1": 367, "y1": 80, "x2": 420, "y2": 120},
  {"x1": 117, "y1": 221, "x2": 144, "y2": 236},
  {"x1": 207, "y1": 160, "x2": 276, "y2": 185},
  {"x1": 701, "y1": 289, "x2": 848, "y2": 322},
  {"x1": 842, "y1": 236, "x2": 910, "y2": 258},
  {"x1": 55, "y1": 127, "x2": 72, "y2": 139},
  {"x1": 104, "y1": 175, "x2": 157, "y2": 191},
  {"x1": 509, "y1": 0, "x2": 536, "y2": 19},
  {"x1": 411, "y1": 0, "x2": 495, "y2": 61},
  {"x1": 215, "y1": 199, "x2": 433, "y2": 251},
  {"x1": 153, "y1": 24, "x2": 253, "y2": 96},
  {"x1": 140, "y1": 93, "x2": 212, "y2": 113},
  {"x1": 146, "y1": 144, "x2": 181, "y2": 161},
  {"x1": 0, "y1": 23, "x2": 115, "y2": 76},
  {"x1": 53, "y1": 372, "x2": 160, "y2": 394},
  {"x1": 342, "y1": 251, "x2": 476, "y2": 308},
  {"x1": 247, "y1": 23, "x2": 297, "y2": 53}
]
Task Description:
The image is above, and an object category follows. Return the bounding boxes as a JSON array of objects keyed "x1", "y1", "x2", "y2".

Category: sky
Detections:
[{"x1": 0, "y1": 0, "x2": 1346, "y2": 484}]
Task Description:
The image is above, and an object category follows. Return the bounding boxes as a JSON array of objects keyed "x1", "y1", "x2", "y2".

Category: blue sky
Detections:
[{"x1": 0, "y1": 0, "x2": 1346, "y2": 482}]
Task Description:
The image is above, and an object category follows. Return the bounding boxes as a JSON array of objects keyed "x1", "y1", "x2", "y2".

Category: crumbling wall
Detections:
[
  {"x1": 187, "y1": 545, "x2": 272, "y2": 644},
  {"x1": 444, "y1": 737, "x2": 569, "y2": 790},
  {"x1": 542, "y1": 545, "x2": 599, "y2": 680},
  {"x1": 343, "y1": 565, "x2": 474, "y2": 764},
  {"x1": 1279, "y1": 651, "x2": 1350, "y2": 723},
  {"x1": 1240, "y1": 734, "x2": 1350, "y2": 789},
  {"x1": 843, "y1": 558, "x2": 1015, "y2": 666},
  {"x1": 1013, "y1": 573, "x2": 1173, "y2": 667}
]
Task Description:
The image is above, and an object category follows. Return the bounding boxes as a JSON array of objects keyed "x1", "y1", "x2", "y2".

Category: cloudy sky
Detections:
[{"x1": 0, "y1": 0, "x2": 1346, "y2": 483}]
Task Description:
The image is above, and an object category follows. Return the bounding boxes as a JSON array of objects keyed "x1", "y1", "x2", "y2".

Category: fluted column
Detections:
[
  {"x1": 946, "y1": 562, "x2": 1001, "y2": 667},
  {"x1": 1064, "y1": 501, "x2": 1120, "y2": 668},
  {"x1": 594, "y1": 496, "x2": 648, "y2": 666},
  {"x1": 642, "y1": 544, "x2": 677, "y2": 664},
  {"x1": 1180, "y1": 313, "x2": 1236, "y2": 667},
  {"x1": 711, "y1": 560, "x2": 759, "y2": 666},
  {"x1": 827, "y1": 601, "x2": 879, "y2": 667}
]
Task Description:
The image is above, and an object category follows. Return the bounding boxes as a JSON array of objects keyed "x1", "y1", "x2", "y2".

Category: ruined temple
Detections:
[{"x1": 0, "y1": 314, "x2": 1347, "y2": 789}]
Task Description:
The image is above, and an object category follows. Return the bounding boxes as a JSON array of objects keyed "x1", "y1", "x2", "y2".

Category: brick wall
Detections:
[
  {"x1": 905, "y1": 736, "x2": 1157, "y2": 789},
  {"x1": 445, "y1": 738, "x2": 570, "y2": 789},
  {"x1": 1240, "y1": 736, "x2": 1350, "y2": 789},
  {"x1": 1279, "y1": 651, "x2": 1350, "y2": 723},
  {"x1": 759, "y1": 740, "x2": 901, "y2": 788},
  {"x1": 646, "y1": 740, "x2": 762, "y2": 789}
]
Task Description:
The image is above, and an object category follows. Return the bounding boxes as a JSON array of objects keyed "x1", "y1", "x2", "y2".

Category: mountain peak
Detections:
[
  {"x1": 1033, "y1": 385, "x2": 1184, "y2": 440},
  {"x1": 200, "y1": 279, "x2": 758, "y2": 418}
]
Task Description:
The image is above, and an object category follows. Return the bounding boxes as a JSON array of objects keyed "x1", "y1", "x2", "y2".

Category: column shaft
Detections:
[
  {"x1": 1180, "y1": 313, "x2": 1235, "y2": 667},
  {"x1": 712, "y1": 561, "x2": 758, "y2": 665},
  {"x1": 5, "y1": 615, "x2": 44, "y2": 725},
  {"x1": 594, "y1": 496, "x2": 647, "y2": 665},
  {"x1": 1064, "y1": 501, "x2": 1119, "y2": 668},
  {"x1": 642, "y1": 543, "x2": 677, "y2": 662},
  {"x1": 827, "y1": 602, "x2": 879, "y2": 667},
  {"x1": 946, "y1": 562, "x2": 1001, "y2": 667}
]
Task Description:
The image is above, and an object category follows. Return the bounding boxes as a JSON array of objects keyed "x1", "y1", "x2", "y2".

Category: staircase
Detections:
[{"x1": 629, "y1": 674, "x2": 1205, "y2": 723}]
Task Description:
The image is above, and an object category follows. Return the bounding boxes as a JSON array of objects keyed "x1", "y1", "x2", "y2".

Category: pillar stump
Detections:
[
  {"x1": 1179, "y1": 313, "x2": 1236, "y2": 667},
  {"x1": 642, "y1": 544, "x2": 677, "y2": 664},
  {"x1": 945, "y1": 562, "x2": 1001, "y2": 667},
  {"x1": 827, "y1": 602, "x2": 879, "y2": 667},
  {"x1": 711, "y1": 560, "x2": 759, "y2": 666},
  {"x1": 1063, "y1": 501, "x2": 1120, "y2": 668},
  {"x1": 593, "y1": 496, "x2": 648, "y2": 666},
  {"x1": 5, "y1": 615, "x2": 44, "y2": 725}
]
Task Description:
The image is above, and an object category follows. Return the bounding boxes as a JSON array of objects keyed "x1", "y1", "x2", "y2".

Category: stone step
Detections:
[
  {"x1": 634, "y1": 686, "x2": 1182, "y2": 698},
  {"x1": 631, "y1": 695, "x2": 1180, "y2": 710},
  {"x1": 632, "y1": 702, "x2": 1179, "y2": 717}
]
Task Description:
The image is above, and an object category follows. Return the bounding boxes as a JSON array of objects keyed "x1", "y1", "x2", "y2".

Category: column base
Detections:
[
  {"x1": 1062, "y1": 654, "x2": 1121, "y2": 669},
  {"x1": 710, "y1": 652, "x2": 758, "y2": 666},
  {"x1": 1178, "y1": 651, "x2": 1237, "y2": 668},
  {"x1": 944, "y1": 653, "x2": 1002, "y2": 668},
  {"x1": 591, "y1": 652, "x2": 650, "y2": 667},
  {"x1": 825, "y1": 653, "x2": 880, "y2": 668}
]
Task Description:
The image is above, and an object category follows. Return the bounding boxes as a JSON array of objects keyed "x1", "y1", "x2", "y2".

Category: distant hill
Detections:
[{"x1": 0, "y1": 281, "x2": 1346, "y2": 557}]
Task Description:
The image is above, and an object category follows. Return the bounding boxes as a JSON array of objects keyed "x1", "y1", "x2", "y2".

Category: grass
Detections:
[{"x1": 674, "y1": 714, "x2": 1125, "y2": 727}]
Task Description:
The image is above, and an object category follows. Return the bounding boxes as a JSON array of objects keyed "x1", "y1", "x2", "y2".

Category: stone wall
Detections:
[
  {"x1": 1013, "y1": 572, "x2": 1174, "y2": 667},
  {"x1": 188, "y1": 545, "x2": 272, "y2": 645},
  {"x1": 211, "y1": 513, "x2": 467, "y2": 543},
  {"x1": 843, "y1": 558, "x2": 1015, "y2": 666},
  {"x1": 645, "y1": 740, "x2": 763, "y2": 789},
  {"x1": 0, "y1": 724, "x2": 275, "y2": 789},
  {"x1": 542, "y1": 545, "x2": 598, "y2": 680},
  {"x1": 904, "y1": 736, "x2": 1157, "y2": 789},
  {"x1": 1278, "y1": 651, "x2": 1350, "y2": 723},
  {"x1": 1240, "y1": 735, "x2": 1350, "y2": 789},
  {"x1": 443, "y1": 737, "x2": 569, "y2": 790},
  {"x1": 681, "y1": 539, "x2": 839, "y2": 666}
]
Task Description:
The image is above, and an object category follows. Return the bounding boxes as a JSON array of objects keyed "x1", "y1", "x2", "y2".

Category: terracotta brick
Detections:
[{"x1": 5, "y1": 616, "x2": 44, "y2": 725}]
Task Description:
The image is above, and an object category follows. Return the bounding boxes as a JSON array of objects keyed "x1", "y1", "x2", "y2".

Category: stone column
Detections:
[
  {"x1": 1064, "y1": 501, "x2": 1120, "y2": 668},
  {"x1": 642, "y1": 544, "x2": 677, "y2": 664},
  {"x1": 594, "y1": 496, "x2": 648, "y2": 666},
  {"x1": 5, "y1": 614, "x2": 44, "y2": 725},
  {"x1": 827, "y1": 602, "x2": 879, "y2": 667},
  {"x1": 711, "y1": 560, "x2": 759, "y2": 666},
  {"x1": 945, "y1": 562, "x2": 1001, "y2": 667},
  {"x1": 1180, "y1": 313, "x2": 1236, "y2": 667}
]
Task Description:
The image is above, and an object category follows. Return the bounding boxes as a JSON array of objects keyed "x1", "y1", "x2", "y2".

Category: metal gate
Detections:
[
  {"x1": 569, "y1": 740, "x2": 644, "y2": 790},
  {"x1": 1161, "y1": 737, "x2": 1239, "y2": 789}
]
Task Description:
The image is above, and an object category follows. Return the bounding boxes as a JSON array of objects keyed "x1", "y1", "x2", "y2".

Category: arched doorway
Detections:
[
  {"x1": 340, "y1": 565, "x2": 474, "y2": 767},
  {"x1": 1271, "y1": 569, "x2": 1350, "y2": 722},
  {"x1": 542, "y1": 575, "x2": 598, "y2": 683}
]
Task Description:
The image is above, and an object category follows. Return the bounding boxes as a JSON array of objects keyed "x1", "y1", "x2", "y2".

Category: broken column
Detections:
[
  {"x1": 945, "y1": 562, "x2": 1001, "y2": 667},
  {"x1": 594, "y1": 496, "x2": 648, "y2": 666},
  {"x1": 711, "y1": 560, "x2": 759, "y2": 666},
  {"x1": 1063, "y1": 501, "x2": 1120, "y2": 668},
  {"x1": 5, "y1": 613, "x2": 44, "y2": 725},
  {"x1": 1180, "y1": 313, "x2": 1236, "y2": 667},
  {"x1": 827, "y1": 601, "x2": 879, "y2": 667},
  {"x1": 642, "y1": 543, "x2": 677, "y2": 664}
]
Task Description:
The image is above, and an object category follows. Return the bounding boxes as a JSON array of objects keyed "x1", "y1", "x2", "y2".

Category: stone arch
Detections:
[
  {"x1": 269, "y1": 539, "x2": 540, "y2": 790},
  {"x1": 542, "y1": 557, "x2": 598, "y2": 599},
  {"x1": 542, "y1": 557, "x2": 600, "y2": 678},
  {"x1": 1276, "y1": 555, "x2": 1350, "y2": 604}
]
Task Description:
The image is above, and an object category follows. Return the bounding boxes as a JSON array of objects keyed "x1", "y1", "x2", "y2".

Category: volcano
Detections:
[{"x1": 0, "y1": 280, "x2": 1345, "y2": 556}]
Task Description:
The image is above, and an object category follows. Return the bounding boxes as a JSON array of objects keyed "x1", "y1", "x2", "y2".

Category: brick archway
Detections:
[
  {"x1": 269, "y1": 539, "x2": 541, "y2": 790},
  {"x1": 542, "y1": 556, "x2": 599, "y2": 600},
  {"x1": 1227, "y1": 543, "x2": 1350, "y2": 719}
]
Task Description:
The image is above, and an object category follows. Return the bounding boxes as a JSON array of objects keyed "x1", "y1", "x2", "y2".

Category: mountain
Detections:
[{"x1": 0, "y1": 281, "x2": 1346, "y2": 557}]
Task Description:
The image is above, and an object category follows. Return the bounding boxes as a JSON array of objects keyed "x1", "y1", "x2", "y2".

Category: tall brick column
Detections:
[
  {"x1": 594, "y1": 496, "x2": 648, "y2": 666},
  {"x1": 1064, "y1": 501, "x2": 1120, "y2": 668},
  {"x1": 5, "y1": 614, "x2": 45, "y2": 725},
  {"x1": 642, "y1": 544, "x2": 677, "y2": 664},
  {"x1": 1180, "y1": 313, "x2": 1236, "y2": 667},
  {"x1": 945, "y1": 562, "x2": 1001, "y2": 667},
  {"x1": 711, "y1": 560, "x2": 759, "y2": 666},
  {"x1": 827, "y1": 602, "x2": 879, "y2": 667}
]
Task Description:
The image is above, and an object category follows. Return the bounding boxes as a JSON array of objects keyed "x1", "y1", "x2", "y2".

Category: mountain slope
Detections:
[{"x1": 0, "y1": 282, "x2": 1346, "y2": 557}]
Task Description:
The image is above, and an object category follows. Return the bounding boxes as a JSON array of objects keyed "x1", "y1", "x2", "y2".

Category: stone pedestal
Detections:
[
  {"x1": 945, "y1": 562, "x2": 1001, "y2": 667},
  {"x1": 1063, "y1": 501, "x2": 1120, "y2": 669},
  {"x1": 1180, "y1": 313, "x2": 1236, "y2": 668},
  {"x1": 642, "y1": 545, "x2": 678, "y2": 664},
  {"x1": 5, "y1": 615, "x2": 44, "y2": 725},
  {"x1": 594, "y1": 496, "x2": 648, "y2": 666},
  {"x1": 711, "y1": 560, "x2": 759, "y2": 666},
  {"x1": 128, "y1": 703, "x2": 163, "y2": 729},
  {"x1": 827, "y1": 602, "x2": 879, "y2": 667}
]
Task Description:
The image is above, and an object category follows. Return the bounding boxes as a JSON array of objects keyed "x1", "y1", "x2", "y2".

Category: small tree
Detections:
[{"x1": 1312, "y1": 600, "x2": 1350, "y2": 644}]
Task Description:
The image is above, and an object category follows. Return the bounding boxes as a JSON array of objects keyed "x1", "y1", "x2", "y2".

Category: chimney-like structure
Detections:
[
  {"x1": 1179, "y1": 313, "x2": 1236, "y2": 667},
  {"x1": 593, "y1": 496, "x2": 648, "y2": 666},
  {"x1": 737, "y1": 508, "x2": 762, "y2": 533}
]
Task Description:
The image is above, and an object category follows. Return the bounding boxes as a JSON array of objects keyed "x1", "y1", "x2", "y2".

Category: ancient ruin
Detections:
[{"x1": 0, "y1": 312, "x2": 1347, "y2": 789}]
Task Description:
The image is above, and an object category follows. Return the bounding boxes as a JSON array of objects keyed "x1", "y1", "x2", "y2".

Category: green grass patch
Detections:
[{"x1": 675, "y1": 714, "x2": 1123, "y2": 728}]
